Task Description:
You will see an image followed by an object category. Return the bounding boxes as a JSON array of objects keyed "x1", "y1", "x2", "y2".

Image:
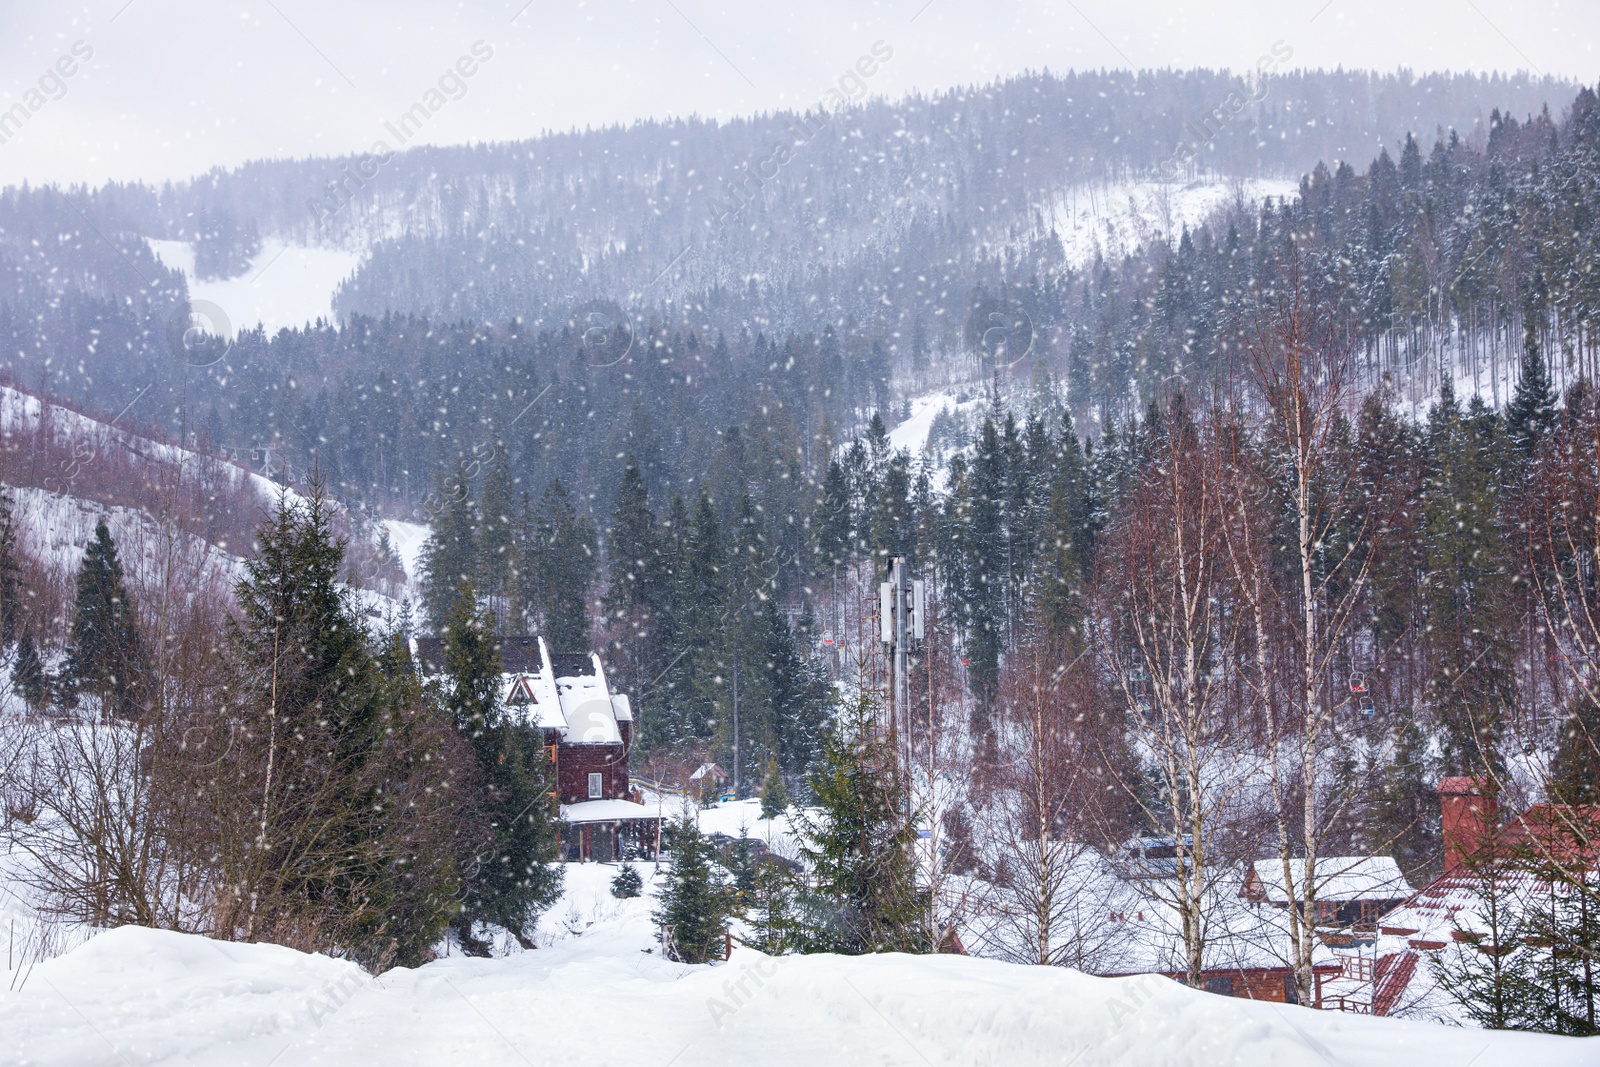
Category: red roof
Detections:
[
  {"x1": 1373, "y1": 952, "x2": 1418, "y2": 1017},
  {"x1": 1435, "y1": 776, "x2": 1492, "y2": 796},
  {"x1": 1501, "y1": 803, "x2": 1600, "y2": 867}
]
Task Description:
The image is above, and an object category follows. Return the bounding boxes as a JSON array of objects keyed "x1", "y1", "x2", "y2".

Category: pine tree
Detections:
[
  {"x1": 654, "y1": 815, "x2": 730, "y2": 963},
  {"x1": 966, "y1": 418, "x2": 1008, "y2": 701},
  {"x1": 604, "y1": 456, "x2": 663, "y2": 616},
  {"x1": 219, "y1": 482, "x2": 461, "y2": 967},
  {"x1": 1430, "y1": 855, "x2": 1546, "y2": 1030},
  {"x1": 611, "y1": 862, "x2": 643, "y2": 899},
  {"x1": 478, "y1": 449, "x2": 517, "y2": 623},
  {"x1": 1506, "y1": 304, "x2": 1557, "y2": 457},
  {"x1": 663, "y1": 491, "x2": 727, "y2": 746},
  {"x1": 1420, "y1": 379, "x2": 1514, "y2": 770},
  {"x1": 813, "y1": 458, "x2": 853, "y2": 574},
  {"x1": 65, "y1": 520, "x2": 146, "y2": 720},
  {"x1": 746, "y1": 855, "x2": 806, "y2": 955},
  {"x1": 420, "y1": 461, "x2": 479, "y2": 634},
  {"x1": 527, "y1": 479, "x2": 598, "y2": 652},
  {"x1": 796, "y1": 694, "x2": 928, "y2": 954},
  {"x1": 441, "y1": 584, "x2": 563, "y2": 949},
  {"x1": 12, "y1": 632, "x2": 46, "y2": 710},
  {"x1": 760, "y1": 757, "x2": 791, "y2": 820}
]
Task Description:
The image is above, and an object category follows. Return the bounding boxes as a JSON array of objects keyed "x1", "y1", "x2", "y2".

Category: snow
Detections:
[
  {"x1": 4, "y1": 872, "x2": 1593, "y2": 1066},
  {"x1": 7, "y1": 485, "x2": 243, "y2": 590},
  {"x1": 1043, "y1": 178, "x2": 1300, "y2": 267},
  {"x1": 560, "y1": 798, "x2": 664, "y2": 824},
  {"x1": 2, "y1": 793, "x2": 1593, "y2": 1065},
  {"x1": 1249, "y1": 857, "x2": 1413, "y2": 905},
  {"x1": 148, "y1": 238, "x2": 363, "y2": 336},
  {"x1": 379, "y1": 519, "x2": 430, "y2": 588}
]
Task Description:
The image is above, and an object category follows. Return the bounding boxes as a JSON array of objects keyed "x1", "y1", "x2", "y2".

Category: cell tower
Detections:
[{"x1": 879, "y1": 555, "x2": 925, "y2": 812}]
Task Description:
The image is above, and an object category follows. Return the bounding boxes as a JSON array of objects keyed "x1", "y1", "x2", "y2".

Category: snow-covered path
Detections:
[{"x1": 4, "y1": 862, "x2": 1594, "y2": 1066}]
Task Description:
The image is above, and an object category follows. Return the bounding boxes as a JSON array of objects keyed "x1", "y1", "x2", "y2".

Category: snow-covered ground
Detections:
[
  {"x1": 689, "y1": 796, "x2": 806, "y2": 856},
  {"x1": 8, "y1": 485, "x2": 243, "y2": 592},
  {"x1": 148, "y1": 238, "x2": 362, "y2": 337},
  {"x1": 4, "y1": 855, "x2": 1593, "y2": 1066},
  {"x1": 1044, "y1": 178, "x2": 1300, "y2": 267},
  {"x1": 378, "y1": 519, "x2": 431, "y2": 589},
  {"x1": 885, "y1": 387, "x2": 988, "y2": 459}
]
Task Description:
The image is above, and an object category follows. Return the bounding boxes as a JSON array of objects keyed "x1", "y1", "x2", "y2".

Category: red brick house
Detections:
[{"x1": 412, "y1": 635, "x2": 662, "y2": 862}]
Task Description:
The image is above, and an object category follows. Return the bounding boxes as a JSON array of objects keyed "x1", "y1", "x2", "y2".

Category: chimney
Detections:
[{"x1": 1438, "y1": 776, "x2": 1497, "y2": 876}]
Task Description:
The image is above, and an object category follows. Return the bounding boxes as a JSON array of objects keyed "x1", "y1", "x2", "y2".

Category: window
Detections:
[
  {"x1": 1204, "y1": 975, "x2": 1235, "y2": 997},
  {"x1": 588, "y1": 772, "x2": 603, "y2": 799},
  {"x1": 1357, "y1": 899, "x2": 1380, "y2": 928}
]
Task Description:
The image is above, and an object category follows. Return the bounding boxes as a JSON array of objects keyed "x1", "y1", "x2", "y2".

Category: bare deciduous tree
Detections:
[{"x1": 1090, "y1": 396, "x2": 1255, "y2": 987}]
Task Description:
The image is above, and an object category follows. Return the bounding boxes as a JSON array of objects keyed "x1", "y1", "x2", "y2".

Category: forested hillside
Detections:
[{"x1": 7, "y1": 66, "x2": 1600, "y2": 1033}]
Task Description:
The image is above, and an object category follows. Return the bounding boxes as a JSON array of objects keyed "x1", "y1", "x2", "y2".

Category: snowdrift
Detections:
[{"x1": 5, "y1": 909, "x2": 1594, "y2": 1066}]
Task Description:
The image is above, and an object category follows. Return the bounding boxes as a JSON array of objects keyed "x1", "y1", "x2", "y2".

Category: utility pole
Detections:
[{"x1": 880, "y1": 555, "x2": 925, "y2": 820}]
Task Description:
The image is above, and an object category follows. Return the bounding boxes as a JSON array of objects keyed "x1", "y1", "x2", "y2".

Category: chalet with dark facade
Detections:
[
  {"x1": 1241, "y1": 856, "x2": 1412, "y2": 930},
  {"x1": 412, "y1": 635, "x2": 662, "y2": 862}
]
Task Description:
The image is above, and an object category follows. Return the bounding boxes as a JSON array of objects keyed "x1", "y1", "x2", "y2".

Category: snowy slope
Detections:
[
  {"x1": 0, "y1": 383, "x2": 291, "y2": 506},
  {"x1": 148, "y1": 239, "x2": 363, "y2": 336},
  {"x1": 379, "y1": 519, "x2": 431, "y2": 590},
  {"x1": 4, "y1": 871, "x2": 1594, "y2": 1067},
  {"x1": 1043, "y1": 178, "x2": 1300, "y2": 267},
  {"x1": 7, "y1": 485, "x2": 242, "y2": 590}
]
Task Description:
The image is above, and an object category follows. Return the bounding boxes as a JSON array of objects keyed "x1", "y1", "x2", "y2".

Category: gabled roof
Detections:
[
  {"x1": 1246, "y1": 856, "x2": 1412, "y2": 904},
  {"x1": 962, "y1": 849, "x2": 1338, "y2": 977},
  {"x1": 410, "y1": 635, "x2": 630, "y2": 744}
]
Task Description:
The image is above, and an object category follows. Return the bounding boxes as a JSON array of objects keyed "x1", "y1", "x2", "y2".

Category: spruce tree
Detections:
[
  {"x1": 812, "y1": 459, "x2": 853, "y2": 574},
  {"x1": 603, "y1": 457, "x2": 668, "y2": 717},
  {"x1": 478, "y1": 449, "x2": 517, "y2": 623},
  {"x1": 420, "y1": 461, "x2": 479, "y2": 634},
  {"x1": 759, "y1": 758, "x2": 790, "y2": 820},
  {"x1": 666, "y1": 491, "x2": 728, "y2": 744},
  {"x1": 12, "y1": 633, "x2": 47, "y2": 710},
  {"x1": 746, "y1": 856, "x2": 806, "y2": 955},
  {"x1": 654, "y1": 815, "x2": 730, "y2": 963},
  {"x1": 65, "y1": 520, "x2": 146, "y2": 720},
  {"x1": 1506, "y1": 306, "x2": 1557, "y2": 457},
  {"x1": 604, "y1": 457, "x2": 663, "y2": 616},
  {"x1": 528, "y1": 479, "x2": 598, "y2": 652},
  {"x1": 1420, "y1": 379, "x2": 1514, "y2": 770},
  {"x1": 222, "y1": 482, "x2": 460, "y2": 966},
  {"x1": 441, "y1": 584, "x2": 563, "y2": 949},
  {"x1": 611, "y1": 862, "x2": 643, "y2": 899},
  {"x1": 796, "y1": 694, "x2": 928, "y2": 954}
]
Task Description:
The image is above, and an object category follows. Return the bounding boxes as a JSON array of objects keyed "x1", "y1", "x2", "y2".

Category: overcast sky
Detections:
[{"x1": 2, "y1": 0, "x2": 1595, "y2": 188}]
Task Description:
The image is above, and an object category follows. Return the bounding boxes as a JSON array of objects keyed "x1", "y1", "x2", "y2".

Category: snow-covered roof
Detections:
[
  {"x1": 961, "y1": 848, "x2": 1338, "y2": 977},
  {"x1": 1321, "y1": 867, "x2": 1545, "y2": 1022},
  {"x1": 560, "y1": 798, "x2": 662, "y2": 824},
  {"x1": 412, "y1": 636, "x2": 631, "y2": 745},
  {"x1": 1105, "y1": 872, "x2": 1341, "y2": 976},
  {"x1": 1247, "y1": 856, "x2": 1412, "y2": 904}
]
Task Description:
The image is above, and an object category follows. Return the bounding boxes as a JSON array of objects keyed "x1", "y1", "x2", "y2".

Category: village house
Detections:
[
  {"x1": 411, "y1": 635, "x2": 662, "y2": 863},
  {"x1": 1319, "y1": 777, "x2": 1600, "y2": 1019},
  {"x1": 960, "y1": 842, "x2": 1351, "y2": 1005},
  {"x1": 1241, "y1": 855, "x2": 1413, "y2": 930},
  {"x1": 1095, "y1": 869, "x2": 1344, "y2": 1005}
]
